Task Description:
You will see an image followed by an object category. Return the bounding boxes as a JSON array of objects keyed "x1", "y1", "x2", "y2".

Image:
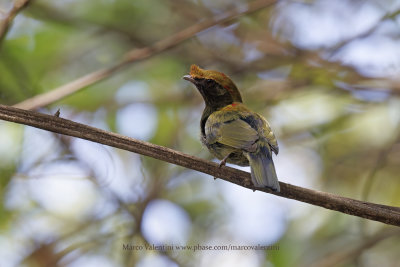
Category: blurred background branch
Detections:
[
  {"x1": 0, "y1": 0, "x2": 30, "y2": 44},
  {"x1": 309, "y1": 228, "x2": 400, "y2": 267},
  {"x1": 13, "y1": 0, "x2": 277, "y2": 110}
]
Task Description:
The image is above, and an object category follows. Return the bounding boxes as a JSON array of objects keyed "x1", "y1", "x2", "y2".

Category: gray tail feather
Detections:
[{"x1": 248, "y1": 147, "x2": 280, "y2": 192}]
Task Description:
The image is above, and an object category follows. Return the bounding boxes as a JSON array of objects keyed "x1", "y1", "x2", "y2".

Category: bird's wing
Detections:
[{"x1": 206, "y1": 116, "x2": 259, "y2": 152}]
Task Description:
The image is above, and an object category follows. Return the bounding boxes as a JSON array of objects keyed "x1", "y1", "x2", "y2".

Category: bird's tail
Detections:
[{"x1": 248, "y1": 146, "x2": 280, "y2": 192}]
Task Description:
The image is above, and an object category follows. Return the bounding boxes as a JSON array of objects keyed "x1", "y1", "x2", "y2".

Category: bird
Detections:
[{"x1": 183, "y1": 64, "x2": 280, "y2": 192}]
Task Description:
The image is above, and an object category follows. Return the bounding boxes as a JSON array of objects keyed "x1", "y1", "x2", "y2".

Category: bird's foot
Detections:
[
  {"x1": 214, "y1": 154, "x2": 231, "y2": 180},
  {"x1": 218, "y1": 153, "x2": 231, "y2": 168},
  {"x1": 218, "y1": 159, "x2": 227, "y2": 168}
]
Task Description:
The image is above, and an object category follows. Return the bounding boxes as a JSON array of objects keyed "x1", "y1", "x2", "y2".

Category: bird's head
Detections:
[{"x1": 183, "y1": 64, "x2": 242, "y2": 109}]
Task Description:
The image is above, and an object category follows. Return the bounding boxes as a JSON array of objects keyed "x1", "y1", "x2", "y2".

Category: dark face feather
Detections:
[{"x1": 187, "y1": 78, "x2": 234, "y2": 110}]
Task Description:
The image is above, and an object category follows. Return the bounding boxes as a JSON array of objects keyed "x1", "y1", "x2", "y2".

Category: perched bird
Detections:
[{"x1": 183, "y1": 64, "x2": 280, "y2": 192}]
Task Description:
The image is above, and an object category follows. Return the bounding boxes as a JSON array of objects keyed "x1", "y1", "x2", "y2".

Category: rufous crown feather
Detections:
[{"x1": 189, "y1": 64, "x2": 243, "y2": 102}]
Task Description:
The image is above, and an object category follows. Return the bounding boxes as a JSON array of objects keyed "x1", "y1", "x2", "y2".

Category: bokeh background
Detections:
[{"x1": 1, "y1": 0, "x2": 400, "y2": 266}]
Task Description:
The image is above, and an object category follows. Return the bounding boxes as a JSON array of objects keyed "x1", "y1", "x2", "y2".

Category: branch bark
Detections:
[
  {"x1": 1, "y1": 104, "x2": 400, "y2": 226},
  {"x1": 13, "y1": 0, "x2": 277, "y2": 110}
]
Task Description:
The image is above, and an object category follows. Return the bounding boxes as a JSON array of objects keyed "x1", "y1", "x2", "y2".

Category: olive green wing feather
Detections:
[
  {"x1": 205, "y1": 117, "x2": 259, "y2": 152},
  {"x1": 258, "y1": 114, "x2": 279, "y2": 155}
]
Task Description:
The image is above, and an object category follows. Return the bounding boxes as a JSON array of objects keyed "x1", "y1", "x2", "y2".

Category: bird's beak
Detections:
[{"x1": 183, "y1": 75, "x2": 196, "y2": 84}]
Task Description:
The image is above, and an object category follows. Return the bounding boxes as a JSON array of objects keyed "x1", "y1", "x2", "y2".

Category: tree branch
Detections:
[
  {"x1": 13, "y1": 0, "x2": 277, "y2": 110},
  {"x1": 1, "y1": 104, "x2": 400, "y2": 226}
]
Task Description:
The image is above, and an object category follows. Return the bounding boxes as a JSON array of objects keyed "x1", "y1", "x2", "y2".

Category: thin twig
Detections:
[
  {"x1": 361, "y1": 125, "x2": 400, "y2": 201},
  {"x1": 359, "y1": 124, "x2": 400, "y2": 233},
  {"x1": 327, "y1": 8, "x2": 400, "y2": 56},
  {"x1": 13, "y1": 0, "x2": 277, "y2": 110},
  {"x1": 1, "y1": 104, "x2": 400, "y2": 226},
  {"x1": 0, "y1": 0, "x2": 31, "y2": 43},
  {"x1": 310, "y1": 228, "x2": 400, "y2": 267}
]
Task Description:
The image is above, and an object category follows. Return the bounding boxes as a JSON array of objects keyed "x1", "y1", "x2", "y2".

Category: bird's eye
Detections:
[{"x1": 206, "y1": 79, "x2": 214, "y2": 85}]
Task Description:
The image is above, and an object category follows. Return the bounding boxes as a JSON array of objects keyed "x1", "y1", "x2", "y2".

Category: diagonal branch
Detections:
[
  {"x1": 1, "y1": 104, "x2": 400, "y2": 226},
  {"x1": 13, "y1": 0, "x2": 277, "y2": 110}
]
